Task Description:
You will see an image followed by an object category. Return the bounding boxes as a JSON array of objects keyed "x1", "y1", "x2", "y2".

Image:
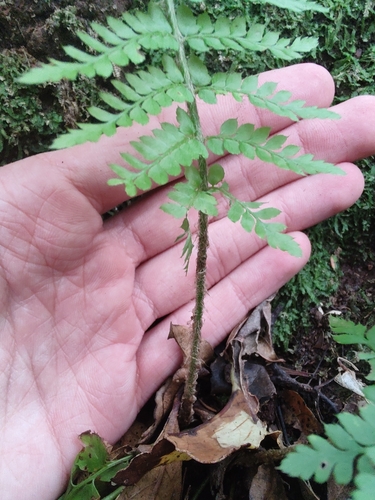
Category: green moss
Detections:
[
  {"x1": 0, "y1": 48, "x2": 102, "y2": 164},
  {"x1": 45, "y1": 6, "x2": 86, "y2": 35},
  {"x1": 0, "y1": 49, "x2": 63, "y2": 162}
]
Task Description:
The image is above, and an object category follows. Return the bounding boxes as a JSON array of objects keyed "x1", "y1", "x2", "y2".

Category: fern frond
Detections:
[
  {"x1": 18, "y1": 3, "x2": 177, "y2": 84},
  {"x1": 177, "y1": 6, "x2": 318, "y2": 60},
  {"x1": 281, "y1": 318, "x2": 375, "y2": 494},
  {"x1": 175, "y1": 217, "x2": 194, "y2": 273},
  {"x1": 258, "y1": 0, "x2": 329, "y2": 13},
  {"x1": 198, "y1": 72, "x2": 339, "y2": 121},
  {"x1": 161, "y1": 163, "x2": 218, "y2": 217},
  {"x1": 280, "y1": 391, "x2": 375, "y2": 487},
  {"x1": 216, "y1": 183, "x2": 302, "y2": 256},
  {"x1": 330, "y1": 317, "x2": 375, "y2": 381},
  {"x1": 108, "y1": 108, "x2": 208, "y2": 197},
  {"x1": 354, "y1": 472, "x2": 375, "y2": 500},
  {"x1": 206, "y1": 119, "x2": 344, "y2": 176},
  {"x1": 330, "y1": 317, "x2": 375, "y2": 351},
  {"x1": 50, "y1": 56, "x2": 195, "y2": 149}
]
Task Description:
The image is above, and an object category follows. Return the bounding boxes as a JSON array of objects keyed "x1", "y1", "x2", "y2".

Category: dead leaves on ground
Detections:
[{"x1": 66, "y1": 296, "x2": 347, "y2": 500}]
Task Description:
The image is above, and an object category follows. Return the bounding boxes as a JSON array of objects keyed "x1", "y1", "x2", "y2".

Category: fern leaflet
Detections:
[
  {"x1": 259, "y1": 0, "x2": 329, "y2": 13},
  {"x1": 18, "y1": 3, "x2": 177, "y2": 84},
  {"x1": 198, "y1": 72, "x2": 339, "y2": 121},
  {"x1": 330, "y1": 317, "x2": 375, "y2": 381},
  {"x1": 108, "y1": 108, "x2": 208, "y2": 197},
  {"x1": 280, "y1": 393, "x2": 375, "y2": 486},
  {"x1": 51, "y1": 56, "x2": 194, "y2": 149},
  {"x1": 206, "y1": 119, "x2": 344, "y2": 176},
  {"x1": 178, "y1": 6, "x2": 318, "y2": 60}
]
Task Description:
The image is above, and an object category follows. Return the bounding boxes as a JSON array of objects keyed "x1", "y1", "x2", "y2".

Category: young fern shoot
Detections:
[{"x1": 19, "y1": 0, "x2": 342, "y2": 426}]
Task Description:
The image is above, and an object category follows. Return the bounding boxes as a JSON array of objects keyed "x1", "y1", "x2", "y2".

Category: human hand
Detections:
[{"x1": 0, "y1": 63, "x2": 373, "y2": 499}]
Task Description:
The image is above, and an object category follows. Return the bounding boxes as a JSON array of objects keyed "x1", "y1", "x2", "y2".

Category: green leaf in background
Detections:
[
  {"x1": 329, "y1": 316, "x2": 375, "y2": 379},
  {"x1": 258, "y1": 0, "x2": 329, "y2": 13},
  {"x1": 330, "y1": 316, "x2": 375, "y2": 349},
  {"x1": 280, "y1": 319, "x2": 375, "y2": 495},
  {"x1": 76, "y1": 431, "x2": 108, "y2": 473}
]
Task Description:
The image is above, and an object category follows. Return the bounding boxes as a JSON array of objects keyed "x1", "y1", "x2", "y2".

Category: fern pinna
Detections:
[
  {"x1": 20, "y1": 0, "x2": 340, "y2": 423},
  {"x1": 280, "y1": 317, "x2": 375, "y2": 500}
]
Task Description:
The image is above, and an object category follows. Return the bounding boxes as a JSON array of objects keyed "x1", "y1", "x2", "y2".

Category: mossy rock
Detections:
[{"x1": 0, "y1": 0, "x2": 134, "y2": 164}]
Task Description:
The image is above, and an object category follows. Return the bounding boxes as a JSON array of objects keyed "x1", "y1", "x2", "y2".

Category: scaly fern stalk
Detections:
[
  {"x1": 164, "y1": 0, "x2": 209, "y2": 425},
  {"x1": 19, "y1": 0, "x2": 341, "y2": 427}
]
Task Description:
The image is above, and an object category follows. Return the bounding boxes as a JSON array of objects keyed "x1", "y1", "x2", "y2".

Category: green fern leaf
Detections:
[
  {"x1": 76, "y1": 31, "x2": 109, "y2": 53},
  {"x1": 207, "y1": 164, "x2": 225, "y2": 186},
  {"x1": 18, "y1": 2, "x2": 177, "y2": 84},
  {"x1": 280, "y1": 435, "x2": 361, "y2": 484},
  {"x1": 49, "y1": 58, "x2": 196, "y2": 148},
  {"x1": 62, "y1": 45, "x2": 95, "y2": 63},
  {"x1": 202, "y1": 73, "x2": 339, "y2": 121},
  {"x1": 338, "y1": 412, "x2": 375, "y2": 448},
  {"x1": 259, "y1": 0, "x2": 329, "y2": 13},
  {"x1": 354, "y1": 473, "x2": 375, "y2": 500},
  {"x1": 330, "y1": 317, "x2": 375, "y2": 380},
  {"x1": 206, "y1": 119, "x2": 344, "y2": 176},
  {"x1": 215, "y1": 184, "x2": 301, "y2": 255},
  {"x1": 330, "y1": 317, "x2": 375, "y2": 351},
  {"x1": 280, "y1": 376, "x2": 375, "y2": 493},
  {"x1": 188, "y1": 56, "x2": 211, "y2": 86},
  {"x1": 51, "y1": 122, "x2": 115, "y2": 149},
  {"x1": 177, "y1": 4, "x2": 200, "y2": 36},
  {"x1": 184, "y1": 14, "x2": 319, "y2": 61},
  {"x1": 160, "y1": 203, "x2": 187, "y2": 219},
  {"x1": 18, "y1": 60, "x2": 79, "y2": 84},
  {"x1": 108, "y1": 108, "x2": 208, "y2": 192}
]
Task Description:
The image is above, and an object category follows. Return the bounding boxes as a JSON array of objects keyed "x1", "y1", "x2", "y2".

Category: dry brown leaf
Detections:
[
  {"x1": 225, "y1": 295, "x2": 283, "y2": 363},
  {"x1": 327, "y1": 476, "x2": 354, "y2": 500},
  {"x1": 114, "y1": 392, "x2": 190, "y2": 486},
  {"x1": 223, "y1": 297, "x2": 280, "y2": 414},
  {"x1": 249, "y1": 464, "x2": 288, "y2": 500},
  {"x1": 168, "y1": 324, "x2": 214, "y2": 385},
  {"x1": 141, "y1": 377, "x2": 182, "y2": 444},
  {"x1": 114, "y1": 438, "x2": 189, "y2": 486},
  {"x1": 167, "y1": 389, "x2": 269, "y2": 463},
  {"x1": 282, "y1": 390, "x2": 324, "y2": 436},
  {"x1": 118, "y1": 460, "x2": 182, "y2": 500},
  {"x1": 244, "y1": 362, "x2": 276, "y2": 403}
]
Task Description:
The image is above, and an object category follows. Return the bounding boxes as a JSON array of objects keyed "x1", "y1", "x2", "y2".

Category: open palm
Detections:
[{"x1": 0, "y1": 64, "x2": 373, "y2": 499}]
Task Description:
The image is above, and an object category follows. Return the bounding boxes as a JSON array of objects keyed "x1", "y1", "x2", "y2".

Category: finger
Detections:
[
  {"x1": 42, "y1": 63, "x2": 334, "y2": 213},
  {"x1": 130, "y1": 162, "x2": 362, "y2": 331},
  {"x1": 104, "y1": 94, "x2": 374, "y2": 267},
  {"x1": 135, "y1": 232, "x2": 311, "y2": 402}
]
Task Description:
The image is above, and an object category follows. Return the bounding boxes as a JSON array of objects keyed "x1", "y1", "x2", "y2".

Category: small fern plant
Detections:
[
  {"x1": 280, "y1": 317, "x2": 375, "y2": 500},
  {"x1": 19, "y1": 0, "x2": 341, "y2": 425}
]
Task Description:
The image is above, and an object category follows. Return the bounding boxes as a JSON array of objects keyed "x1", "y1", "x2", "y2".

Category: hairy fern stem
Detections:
[{"x1": 165, "y1": 0, "x2": 208, "y2": 426}]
